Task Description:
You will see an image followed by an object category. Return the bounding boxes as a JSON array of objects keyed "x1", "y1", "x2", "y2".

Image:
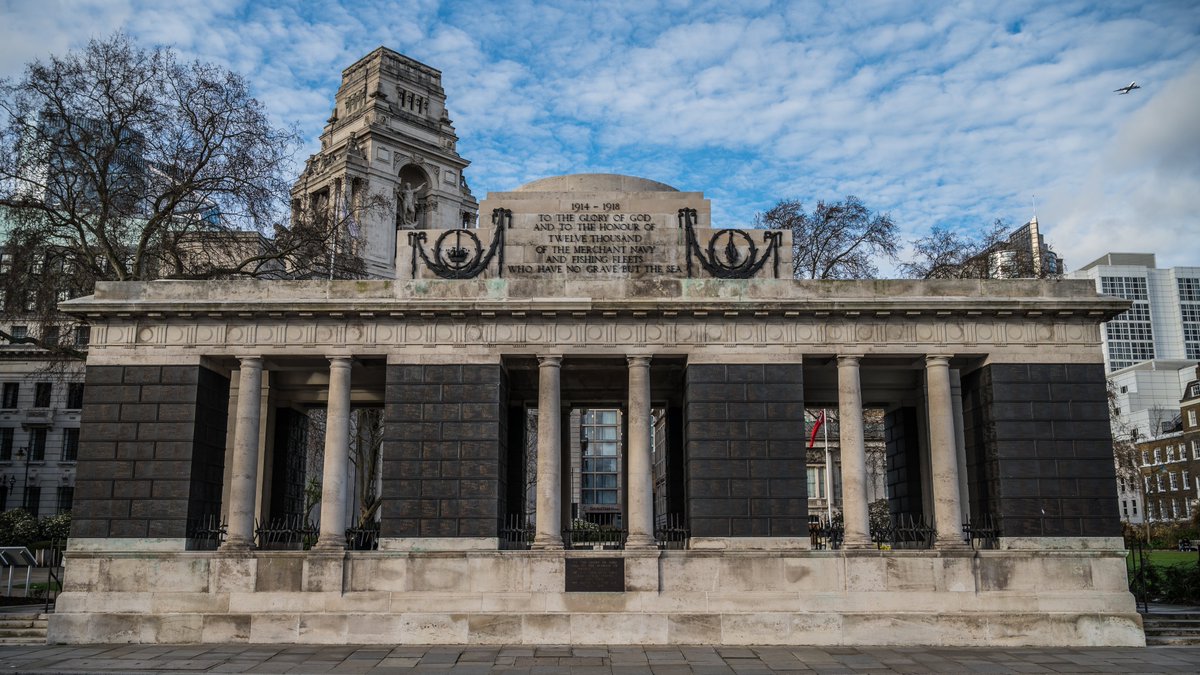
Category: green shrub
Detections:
[
  {"x1": 0, "y1": 509, "x2": 72, "y2": 548},
  {"x1": 39, "y1": 511, "x2": 71, "y2": 544}
]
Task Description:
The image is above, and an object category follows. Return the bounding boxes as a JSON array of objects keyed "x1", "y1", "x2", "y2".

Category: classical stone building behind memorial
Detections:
[{"x1": 291, "y1": 47, "x2": 479, "y2": 278}]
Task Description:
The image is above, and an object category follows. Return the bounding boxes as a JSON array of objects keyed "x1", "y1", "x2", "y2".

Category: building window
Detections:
[
  {"x1": 34, "y1": 382, "x2": 51, "y2": 408},
  {"x1": 62, "y1": 428, "x2": 79, "y2": 462},
  {"x1": 807, "y1": 466, "x2": 827, "y2": 499},
  {"x1": 56, "y1": 486, "x2": 73, "y2": 514},
  {"x1": 66, "y1": 383, "x2": 84, "y2": 410},
  {"x1": 1194, "y1": 439, "x2": 1200, "y2": 459},
  {"x1": 0, "y1": 428, "x2": 12, "y2": 460},
  {"x1": 1184, "y1": 470, "x2": 1191, "y2": 490},
  {"x1": 1167, "y1": 446, "x2": 1176, "y2": 462},
  {"x1": 30, "y1": 428, "x2": 47, "y2": 461},
  {"x1": 1141, "y1": 450, "x2": 1149, "y2": 465},
  {"x1": 1189, "y1": 410, "x2": 1198, "y2": 428},
  {"x1": 1132, "y1": 500, "x2": 1138, "y2": 515},
  {"x1": 24, "y1": 486, "x2": 40, "y2": 516},
  {"x1": 10, "y1": 325, "x2": 28, "y2": 340},
  {"x1": 1156, "y1": 474, "x2": 1165, "y2": 492},
  {"x1": 1154, "y1": 447, "x2": 1162, "y2": 463},
  {"x1": 73, "y1": 326, "x2": 90, "y2": 348},
  {"x1": 1122, "y1": 500, "x2": 1128, "y2": 517},
  {"x1": 1169, "y1": 472, "x2": 1178, "y2": 490},
  {"x1": 1, "y1": 382, "x2": 16, "y2": 409},
  {"x1": 580, "y1": 409, "x2": 621, "y2": 511}
]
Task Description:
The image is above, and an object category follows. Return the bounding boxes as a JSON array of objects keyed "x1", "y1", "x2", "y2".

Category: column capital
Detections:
[
  {"x1": 537, "y1": 354, "x2": 563, "y2": 368},
  {"x1": 837, "y1": 354, "x2": 864, "y2": 365},
  {"x1": 626, "y1": 355, "x2": 652, "y2": 367},
  {"x1": 237, "y1": 355, "x2": 263, "y2": 367},
  {"x1": 925, "y1": 354, "x2": 952, "y2": 368}
]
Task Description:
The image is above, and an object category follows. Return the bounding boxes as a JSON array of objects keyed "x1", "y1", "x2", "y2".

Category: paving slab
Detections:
[{"x1": 3, "y1": 644, "x2": 1200, "y2": 673}]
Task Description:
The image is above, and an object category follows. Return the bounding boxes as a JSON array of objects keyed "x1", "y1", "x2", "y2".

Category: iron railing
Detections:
[
  {"x1": 963, "y1": 514, "x2": 1000, "y2": 550},
  {"x1": 655, "y1": 513, "x2": 690, "y2": 550},
  {"x1": 872, "y1": 513, "x2": 936, "y2": 549},
  {"x1": 255, "y1": 515, "x2": 317, "y2": 550},
  {"x1": 186, "y1": 513, "x2": 227, "y2": 551},
  {"x1": 809, "y1": 516, "x2": 844, "y2": 550},
  {"x1": 43, "y1": 539, "x2": 63, "y2": 613},
  {"x1": 345, "y1": 522, "x2": 380, "y2": 551},
  {"x1": 562, "y1": 526, "x2": 627, "y2": 550},
  {"x1": 499, "y1": 514, "x2": 534, "y2": 550}
]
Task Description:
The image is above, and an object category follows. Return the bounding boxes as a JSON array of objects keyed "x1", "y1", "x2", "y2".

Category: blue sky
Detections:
[{"x1": 2, "y1": 0, "x2": 1199, "y2": 273}]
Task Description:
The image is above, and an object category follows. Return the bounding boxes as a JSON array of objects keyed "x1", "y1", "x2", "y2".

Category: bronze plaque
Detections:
[{"x1": 565, "y1": 557, "x2": 625, "y2": 592}]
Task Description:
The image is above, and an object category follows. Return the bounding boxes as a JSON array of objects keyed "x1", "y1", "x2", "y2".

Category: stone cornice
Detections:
[{"x1": 60, "y1": 279, "x2": 1130, "y2": 323}]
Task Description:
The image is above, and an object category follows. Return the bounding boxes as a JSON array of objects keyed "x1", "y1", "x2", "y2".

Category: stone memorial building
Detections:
[
  {"x1": 50, "y1": 171, "x2": 1142, "y2": 646},
  {"x1": 46, "y1": 47, "x2": 1141, "y2": 647}
]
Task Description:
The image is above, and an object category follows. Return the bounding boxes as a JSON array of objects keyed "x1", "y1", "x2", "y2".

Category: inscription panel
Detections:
[{"x1": 565, "y1": 557, "x2": 626, "y2": 592}]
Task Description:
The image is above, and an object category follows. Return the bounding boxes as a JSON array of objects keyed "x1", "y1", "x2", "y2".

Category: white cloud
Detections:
[{"x1": 2, "y1": 0, "x2": 1198, "y2": 273}]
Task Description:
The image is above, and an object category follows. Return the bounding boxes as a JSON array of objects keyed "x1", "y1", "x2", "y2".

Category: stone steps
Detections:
[
  {"x1": 1144, "y1": 613, "x2": 1200, "y2": 646},
  {"x1": 0, "y1": 613, "x2": 48, "y2": 645}
]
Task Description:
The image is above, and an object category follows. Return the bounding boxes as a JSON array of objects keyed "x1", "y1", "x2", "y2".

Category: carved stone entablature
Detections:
[{"x1": 63, "y1": 279, "x2": 1125, "y2": 365}]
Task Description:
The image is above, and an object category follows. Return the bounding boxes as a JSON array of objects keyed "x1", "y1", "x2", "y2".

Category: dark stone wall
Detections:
[
  {"x1": 268, "y1": 408, "x2": 309, "y2": 520},
  {"x1": 961, "y1": 363, "x2": 1120, "y2": 538},
  {"x1": 884, "y1": 406, "x2": 924, "y2": 518},
  {"x1": 70, "y1": 365, "x2": 230, "y2": 539},
  {"x1": 684, "y1": 363, "x2": 807, "y2": 537},
  {"x1": 381, "y1": 364, "x2": 506, "y2": 538}
]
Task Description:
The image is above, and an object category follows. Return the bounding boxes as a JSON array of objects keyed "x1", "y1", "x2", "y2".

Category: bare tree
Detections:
[
  {"x1": 0, "y1": 33, "x2": 371, "y2": 355},
  {"x1": 901, "y1": 219, "x2": 1059, "y2": 280},
  {"x1": 758, "y1": 196, "x2": 898, "y2": 280},
  {"x1": 351, "y1": 408, "x2": 383, "y2": 528},
  {"x1": 1109, "y1": 380, "x2": 1148, "y2": 538}
]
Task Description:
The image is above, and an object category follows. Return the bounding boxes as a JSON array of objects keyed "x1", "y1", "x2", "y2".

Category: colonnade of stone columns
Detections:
[
  {"x1": 836, "y1": 354, "x2": 967, "y2": 549},
  {"x1": 216, "y1": 352, "x2": 968, "y2": 552},
  {"x1": 530, "y1": 355, "x2": 658, "y2": 550},
  {"x1": 525, "y1": 353, "x2": 968, "y2": 550},
  {"x1": 219, "y1": 356, "x2": 355, "y2": 552}
]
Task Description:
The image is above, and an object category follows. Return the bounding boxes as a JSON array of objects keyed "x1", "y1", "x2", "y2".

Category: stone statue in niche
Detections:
[
  {"x1": 397, "y1": 181, "x2": 427, "y2": 226},
  {"x1": 346, "y1": 132, "x2": 363, "y2": 157}
]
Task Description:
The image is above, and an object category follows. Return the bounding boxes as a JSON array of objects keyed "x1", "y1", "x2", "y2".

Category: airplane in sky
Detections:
[{"x1": 1114, "y1": 81, "x2": 1141, "y2": 94}]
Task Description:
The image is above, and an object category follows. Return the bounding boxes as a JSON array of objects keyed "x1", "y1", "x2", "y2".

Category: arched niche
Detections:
[{"x1": 396, "y1": 164, "x2": 432, "y2": 229}]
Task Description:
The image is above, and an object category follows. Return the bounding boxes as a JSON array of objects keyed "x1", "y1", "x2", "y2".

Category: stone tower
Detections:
[{"x1": 291, "y1": 47, "x2": 479, "y2": 278}]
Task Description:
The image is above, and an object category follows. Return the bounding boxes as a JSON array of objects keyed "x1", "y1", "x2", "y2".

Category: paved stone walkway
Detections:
[{"x1": 2, "y1": 644, "x2": 1200, "y2": 674}]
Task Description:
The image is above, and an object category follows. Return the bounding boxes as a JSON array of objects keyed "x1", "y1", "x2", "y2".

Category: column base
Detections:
[
  {"x1": 218, "y1": 537, "x2": 254, "y2": 552},
  {"x1": 936, "y1": 536, "x2": 971, "y2": 550},
  {"x1": 530, "y1": 536, "x2": 563, "y2": 550},
  {"x1": 624, "y1": 535, "x2": 656, "y2": 550},
  {"x1": 312, "y1": 540, "x2": 346, "y2": 552},
  {"x1": 842, "y1": 535, "x2": 875, "y2": 550}
]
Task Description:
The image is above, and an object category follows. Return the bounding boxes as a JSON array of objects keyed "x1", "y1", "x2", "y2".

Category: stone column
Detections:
[
  {"x1": 532, "y1": 355, "x2": 564, "y2": 549},
  {"x1": 221, "y1": 357, "x2": 263, "y2": 551},
  {"x1": 626, "y1": 356, "x2": 655, "y2": 549},
  {"x1": 837, "y1": 355, "x2": 871, "y2": 548},
  {"x1": 926, "y1": 355, "x2": 967, "y2": 548},
  {"x1": 315, "y1": 356, "x2": 353, "y2": 550}
]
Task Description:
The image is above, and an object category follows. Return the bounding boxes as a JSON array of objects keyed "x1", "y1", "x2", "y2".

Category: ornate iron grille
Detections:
[
  {"x1": 408, "y1": 208, "x2": 509, "y2": 279},
  {"x1": 678, "y1": 208, "x2": 782, "y2": 279}
]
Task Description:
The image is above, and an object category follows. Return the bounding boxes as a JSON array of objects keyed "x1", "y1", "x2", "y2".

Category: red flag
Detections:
[{"x1": 807, "y1": 410, "x2": 826, "y2": 450}]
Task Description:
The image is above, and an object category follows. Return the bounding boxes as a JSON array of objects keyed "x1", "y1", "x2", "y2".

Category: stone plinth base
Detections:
[{"x1": 49, "y1": 546, "x2": 1143, "y2": 646}]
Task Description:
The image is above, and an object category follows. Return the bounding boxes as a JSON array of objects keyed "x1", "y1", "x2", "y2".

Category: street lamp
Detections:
[{"x1": 14, "y1": 447, "x2": 31, "y2": 512}]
